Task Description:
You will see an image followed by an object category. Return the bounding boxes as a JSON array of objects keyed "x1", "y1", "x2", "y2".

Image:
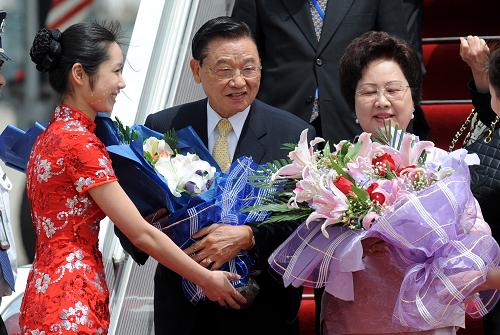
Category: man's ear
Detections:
[
  {"x1": 190, "y1": 59, "x2": 202, "y2": 84},
  {"x1": 70, "y1": 63, "x2": 87, "y2": 87}
]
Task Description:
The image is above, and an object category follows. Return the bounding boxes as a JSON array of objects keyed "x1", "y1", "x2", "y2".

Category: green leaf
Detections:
[
  {"x1": 114, "y1": 117, "x2": 139, "y2": 144},
  {"x1": 329, "y1": 159, "x2": 353, "y2": 182},
  {"x1": 163, "y1": 129, "x2": 179, "y2": 154},
  {"x1": 144, "y1": 151, "x2": 155, "y2": 165},
  {"x1": 256, "y1": 212, "x2": 311, "y2": 226},
  {"x1": 281, "y1": 143, "x2": 297, "y2": 151},
  {"x1": 351, "y1": 184, "x2": 369, "y2": 202},
  {"x1": 344, "y1": 139, "x2": 362, "y2": 163},
  {"x1": 240, "y1": 203, "x2": 291, "y2": 213},
  {"x1": 418, "y1": 150, "x2": 428, "y2": 165}
]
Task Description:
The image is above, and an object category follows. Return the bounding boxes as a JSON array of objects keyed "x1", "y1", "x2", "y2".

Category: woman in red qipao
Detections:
[{"x1": 19, "y1": 22, "x2": 245, "y2": 334}]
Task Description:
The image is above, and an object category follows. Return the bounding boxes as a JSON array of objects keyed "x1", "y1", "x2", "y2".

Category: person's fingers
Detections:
[
  {"x1": 459, "y1": 37, "x2": 469, "y2": 59},
  {"x1": 192, "y1": 251, "x2": 208, "y2": 262},
  {"x1": 211, "y1": 259, "x2": 224, "y2": 270},
  {"x1": 224, "y1": 294, "x2": 242, "y2": 310},
  {"x1": 201, "y1": 256, "x2": 215, "y2": 268},
  {"x1": 192, "y1": 224, "x2": 217, "y2": 239},
  {"x1": 184, "y1": 240, "x2": 204, "y2": 255},
  {"x1": 459, "y1": 37, "x2": 467, "y2": 48},
  {"x1": 216, "y1": 297, "x2": 227, "y2": 308},
  {"x1": 222, "y1": 271, "x2": 241, "y2": 282},
  {"x1": 230, "y1": 287, "x2": 247, "y2": 306}
]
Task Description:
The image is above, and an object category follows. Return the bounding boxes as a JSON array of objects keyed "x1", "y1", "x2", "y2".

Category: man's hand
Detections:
[
  {"x1": 184, "y1": 224, "x2": 254, "y2": 270},
  {"x1": 460, "y1": 35, "x2": 490, "y2": 93}
]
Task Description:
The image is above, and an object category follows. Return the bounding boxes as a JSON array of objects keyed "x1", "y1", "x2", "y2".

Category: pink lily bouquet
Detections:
[
  {"x1": 271, "y1": 126, "x2": 455, "y2": 234},
  {"x1": 261, "y1": 125, "x2": 500, "y2": 330}
]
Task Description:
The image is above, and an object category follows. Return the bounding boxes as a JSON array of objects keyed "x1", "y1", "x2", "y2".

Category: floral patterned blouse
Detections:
[{"x1": 20, "y1": 104, "x2": 117, "y2": 334}]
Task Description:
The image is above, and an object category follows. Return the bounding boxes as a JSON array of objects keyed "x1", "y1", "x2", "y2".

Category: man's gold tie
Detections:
[{"x1": 213, "y1": 118, "x2": 233, "y2": 172}]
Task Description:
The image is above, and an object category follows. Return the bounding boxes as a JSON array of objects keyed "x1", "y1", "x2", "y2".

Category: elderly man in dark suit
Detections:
[
  {"x1": 232, "y1": 0, "x2": 429, "y2": 144},
  {"x1": 145, "y1": 16, "x2": 315, "y2": 335}
]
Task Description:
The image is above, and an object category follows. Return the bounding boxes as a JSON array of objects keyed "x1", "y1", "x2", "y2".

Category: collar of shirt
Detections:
[
  {"x1": 207, "y1": 102, "x2": 250, "y2": 161},
  {"x1": 54, "y1": 103, "x2": 96, "y2": 133}
]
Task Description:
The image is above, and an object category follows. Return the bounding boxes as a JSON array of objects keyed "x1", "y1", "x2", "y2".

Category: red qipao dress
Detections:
[{"x1": 20, "y1": 104, "x2": 117, "y2": 334}]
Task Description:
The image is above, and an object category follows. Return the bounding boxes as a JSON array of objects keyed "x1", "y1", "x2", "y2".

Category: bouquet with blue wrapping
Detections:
[
  {"x1": 0, "y1": 122, "x2": 46, "y2": 172},
  {"x1": 94, "y1": 115, "x2": 271, "y2": 304}
]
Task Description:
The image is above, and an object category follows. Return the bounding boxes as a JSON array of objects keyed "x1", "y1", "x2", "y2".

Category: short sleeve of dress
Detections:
[{"x1": 65, "y1": 131, "x2": 117, "y2": 194}]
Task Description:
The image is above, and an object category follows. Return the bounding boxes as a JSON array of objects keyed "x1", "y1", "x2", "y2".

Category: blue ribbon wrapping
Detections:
[
  {"x1": 167, "y1": 156, "x2": 274, "y2": 303},
  {"x1": 0, "y1": 122, "x2": 47, "y2": 172},
  {"x1": 94, "y1": 115, "x2": 273, "y2": 304}
]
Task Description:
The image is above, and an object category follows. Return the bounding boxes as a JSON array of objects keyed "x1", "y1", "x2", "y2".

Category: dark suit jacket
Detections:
[
  {"x1": 232, "y1": 0, "x2": 409, "y2": 144},
  {"x1": 144, "y1": 98, "x2": 315, "y2": 335}
]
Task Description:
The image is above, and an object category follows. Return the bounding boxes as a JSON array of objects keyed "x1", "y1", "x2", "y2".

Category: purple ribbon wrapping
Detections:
[{"x1": 268, "y1": 150, "x2": 500, "y2": 330}]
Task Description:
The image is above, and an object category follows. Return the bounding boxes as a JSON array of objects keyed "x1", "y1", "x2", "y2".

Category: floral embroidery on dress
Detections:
[
  {"x1": 63, "y1": 120, "x2": 87, "y2": 132},
  {"x1": 96, "y1": 156, "x2": 115, "y2": 179},
  {"x1": 54, "y1": 105, "x2": 72, "y2": 122},
  {"x1": 34, "y1": 271, "x2": 51, "y2": 293},
  {"x1": 65, "y1": 195, "x2": 92, "y2": 216},
  {"x1": 41, "y1": 217, "x2": 56, "y2": 238},
  {"x1": 75, "y1": 177, "x2": 95, "y2": 192},
  {"x1": 21, "y1": 104, "x2": 115, "y2": 333},
  {"x1": 65, "y1": 250, "x2": 85, "y2": 273},
  {"x1": 58, "y1": 301, "x2": 92, "y2": 332}
]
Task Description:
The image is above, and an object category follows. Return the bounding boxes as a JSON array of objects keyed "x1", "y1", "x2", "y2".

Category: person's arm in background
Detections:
[
  {"x1": 88, "y1": 181, "x2": 246, "y2": 308},
  {"x1": 460, "y1": 36, "x2": 497, "y2": 128},
  {"x1": 461, "y1": 35, "x2": 490, "y2": 93}
]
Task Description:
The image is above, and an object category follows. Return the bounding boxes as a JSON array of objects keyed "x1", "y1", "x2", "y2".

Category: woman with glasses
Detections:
[{"x1": 319, "y1": 31, "x2": 493, "y2": 335}]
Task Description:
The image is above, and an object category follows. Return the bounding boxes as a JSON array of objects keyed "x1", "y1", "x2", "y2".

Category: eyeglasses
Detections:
[
  {"x1": 208, "y1": 65, "x2": 262, "y2": 80},
  {"x1": 355, "y1": 81, "x2": 410, "y2": 102}
]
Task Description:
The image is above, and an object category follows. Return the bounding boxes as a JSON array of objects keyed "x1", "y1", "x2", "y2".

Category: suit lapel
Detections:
[
  {"x1": 281, "y1": 0, "x2": 318, "y2": 50},
  {"x1": 317, "y1": 0, "x2": 354, "y2": 54},
  {"x1": 234, "y1": 102, "x2": 266, "y2": 163},
  {"x1": 172, "y1": 99, "x2": 208, "y2": 146}
]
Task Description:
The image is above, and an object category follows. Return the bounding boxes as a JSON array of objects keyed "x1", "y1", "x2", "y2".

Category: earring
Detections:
[
  {"x1": 355, "y1": 118, "x2": 359, "y2": 124},
  {"x1": 411, "y1": 114, "x2": 415, "y2": 120}
]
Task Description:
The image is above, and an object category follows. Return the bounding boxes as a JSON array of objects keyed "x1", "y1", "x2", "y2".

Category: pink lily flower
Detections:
[{"x1": 273, "y1": 129, "x2": 324, "y2": 180}]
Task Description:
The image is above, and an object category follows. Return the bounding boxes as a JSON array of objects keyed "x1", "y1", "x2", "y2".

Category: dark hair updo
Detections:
[
  {"x1": 30, "y1": 28, "x2": 62, "y2": 72},
  {"x1": 30, "y1": 21, "x2": 122, "y2": 94},
  {"x1": 339, "y1": 31, "x2": 422, "y2": 110}
]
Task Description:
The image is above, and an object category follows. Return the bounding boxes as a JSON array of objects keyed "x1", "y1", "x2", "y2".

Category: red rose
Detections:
[
  {"x1": 396, "y1": 165, "x2": 417, "y2": 176},
  {"x1": 366, "y1": 183, "x2": 385, "y2": 204},
  {"x1": 372, "y1": 153, "x2": 396, "y2": 176},
  {"x1": 370, "y1": 192, "x2": 385, "y2": 205},
  {"x1": 334, "y1": 176, "x2": 353, "y2": 195},
  {"x1": 366, "y1": 183, "x2": 379, "y2": 195}
]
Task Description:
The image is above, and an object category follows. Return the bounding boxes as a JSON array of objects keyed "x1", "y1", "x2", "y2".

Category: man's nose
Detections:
[{"x1": 229, "y1": 70, "x2": 247, "y2": 87}]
